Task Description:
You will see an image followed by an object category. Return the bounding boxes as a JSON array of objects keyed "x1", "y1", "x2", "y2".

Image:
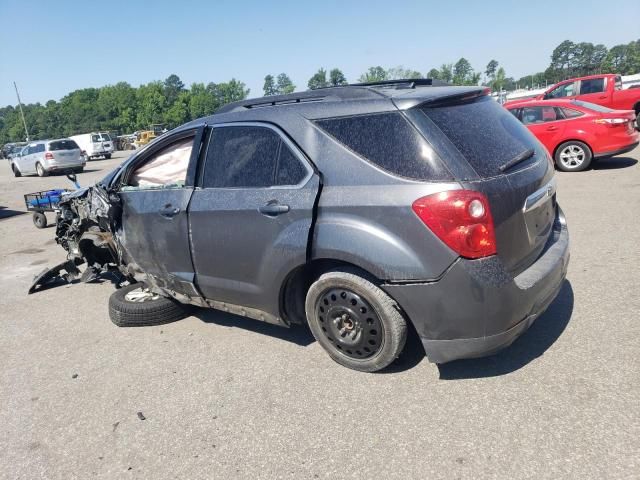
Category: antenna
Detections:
[{"x1": 13, "y1": 81, "x2": 30, "y2": 141}]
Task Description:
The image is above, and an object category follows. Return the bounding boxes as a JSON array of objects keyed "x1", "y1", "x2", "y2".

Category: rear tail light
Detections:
[
  {"x1": 44, "y1": 152, "x2": 54, "y2": 160},
  {"x1": 412, "y1": 190, "x2": 497, "y2": 259},
  {"x1": 594, "y1": 118, "x2": 628, "y2": 126}
]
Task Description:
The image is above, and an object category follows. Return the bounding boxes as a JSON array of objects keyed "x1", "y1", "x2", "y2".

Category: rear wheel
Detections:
[
  {"x1": 32, "y1": 212, "x2": 47, "y2": 229},
  {"x1": 305, "y1": 269, "x2": 407, "y2": 372},
  {"x1": 105, "y1": 154, "x2": 112, "y2": 159},
  {"x1": 36, "y1": 162, "x2": 48, "y2": 177},
  {"x1": 554, "y1": 141, "x2": 592, "y2": 172},
  {"x1": 109, "y1": 282, "x2": 193, "y2": 327}
]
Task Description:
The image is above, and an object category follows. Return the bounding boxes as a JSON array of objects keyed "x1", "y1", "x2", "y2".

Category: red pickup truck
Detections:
[{"x1": 507, "y1": 74, "x2": 640, "y2": 128}]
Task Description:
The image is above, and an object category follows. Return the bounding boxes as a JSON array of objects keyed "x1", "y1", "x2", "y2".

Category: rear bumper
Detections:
[
  {"x1": 594, "y1": 141, "x2": 639, "y2": 158},
  {"x1": 382, "y1": 207, "x2": 570, "y2": 364}
]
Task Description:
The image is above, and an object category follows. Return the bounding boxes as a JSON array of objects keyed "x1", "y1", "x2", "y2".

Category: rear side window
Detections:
[
  {"x1": 579, "y1": 78, "x2": 605, "y2": 94},
  {"x1": 36, "y1": 144, "x2": 45, "y2": 153},
  {"x1": 49, "y1": 140, "x2": 79, "y2": 151},
  {"x1": 203, "y1": 126, "x2": 308, "y2": 188},
  {"x1": 421, "y1": 96, "x2": 535, "y2": 177},
  {"x1": 561, "y1": 108, "x2": 584, "y2": 119},
  {"x1": 315, "y1": 112, "x2": 450, "y2": 180}
]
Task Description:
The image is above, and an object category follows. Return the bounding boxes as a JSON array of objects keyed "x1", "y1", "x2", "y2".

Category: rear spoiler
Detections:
[{"x1": 393, "y1": 87, "x2": 491, "y2": 110}]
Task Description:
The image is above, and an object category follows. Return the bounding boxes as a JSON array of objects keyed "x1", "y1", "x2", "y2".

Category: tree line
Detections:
[{"x1": 1, "y1": 38, "x2": 638, "y2": 145}]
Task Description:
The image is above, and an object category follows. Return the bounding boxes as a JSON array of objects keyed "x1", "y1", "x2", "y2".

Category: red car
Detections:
[{"x1": 505, "y1": 99, "x2": 639, "y2": 172}]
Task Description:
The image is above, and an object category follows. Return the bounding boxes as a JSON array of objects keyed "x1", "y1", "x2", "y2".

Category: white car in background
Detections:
[{"x1": 70, "y1": 132, "x2": 114, "y2": 160}]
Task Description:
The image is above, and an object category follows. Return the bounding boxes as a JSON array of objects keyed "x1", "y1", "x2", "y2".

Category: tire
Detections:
[
  {"x1": 12, "y1": 164, "x2": 21, "y2": 177},
  {"x1": 75, "y1": 167, "x2": 84, "y2": 173},
  {"x1": 105, "y1": 154, "x2": 112, "y2": 159},
  {"x1": 305, "y1": 269, "x2": 407, "y2": 372},
  {"x1": 109, "y1": 282, "x2": 193, "y2": 327},
  {"x1": 32, "y1": 212, "x2": 47, "y2": 229},
  {"x1": 36, "y1": 162, "x2": 48, "y2": 177},
  {"x1": 554, "y1": 141, "x2": 592, "y2": 172}
]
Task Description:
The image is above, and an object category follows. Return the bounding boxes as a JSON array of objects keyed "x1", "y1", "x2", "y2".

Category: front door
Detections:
[
  {"x1": 189, "y1": 123, "x2": 320, "y2": 319},
  {"x1": 117, "y1": 126, "x2": 204, "y2": 296}
]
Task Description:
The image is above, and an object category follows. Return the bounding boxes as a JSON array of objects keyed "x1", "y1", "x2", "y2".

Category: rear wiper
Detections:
[{"x1": 499, "y1": 148, "x2": 535, "y2": 172}]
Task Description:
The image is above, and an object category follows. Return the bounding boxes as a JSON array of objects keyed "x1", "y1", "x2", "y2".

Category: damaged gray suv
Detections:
[{"x1": 33, "y1": 79, "x2": 570, "y2": 372}]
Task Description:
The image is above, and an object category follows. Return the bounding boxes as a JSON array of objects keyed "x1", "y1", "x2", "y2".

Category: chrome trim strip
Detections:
[{"x1": 523, "y1": 177, "x2": 557, "y2": 214}]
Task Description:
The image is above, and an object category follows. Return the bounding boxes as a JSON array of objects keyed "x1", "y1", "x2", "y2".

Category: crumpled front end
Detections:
[{"x1": 28, "y1": 186, "x2": 128, "y2": 294}]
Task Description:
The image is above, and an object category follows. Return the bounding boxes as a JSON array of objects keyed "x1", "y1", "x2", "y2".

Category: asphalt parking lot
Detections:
[{"x1": 1, "y1": 149, "x2": 639, "y2": 479}]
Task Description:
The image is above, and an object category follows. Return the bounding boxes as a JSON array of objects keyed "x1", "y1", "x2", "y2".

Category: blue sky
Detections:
[{"x1": 1, "y1": 0, "x2": 639, "y2": 106}]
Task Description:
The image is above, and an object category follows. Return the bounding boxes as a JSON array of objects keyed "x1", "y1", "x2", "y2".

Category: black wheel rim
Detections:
[{"x1": 315, "y1": 288, "x2": 384, "y2": 359}]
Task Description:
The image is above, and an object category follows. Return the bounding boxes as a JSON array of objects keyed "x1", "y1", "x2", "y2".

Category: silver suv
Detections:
[{"x1": 11, "y1": 139, "x2": 86, "y2": 177}]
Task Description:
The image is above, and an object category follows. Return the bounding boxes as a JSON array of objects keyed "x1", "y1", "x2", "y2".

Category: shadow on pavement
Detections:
[
  {"x1": 437, "y1": 280, "x2": 574, "y2": 380},
  {"x1": 592, "y1": 156, "x2": 637, "y2": 170},
  {"x1": 195, "y1": 308, "x2": 316, "y2": 347},
  {"x1": 0, "y1": 206, "x2": 26, "y2": 220}
]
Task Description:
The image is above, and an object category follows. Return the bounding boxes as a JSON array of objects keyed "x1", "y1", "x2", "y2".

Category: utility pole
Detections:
[{"x1": 13, "y1": 81, "x2": 30, "y2": 141}]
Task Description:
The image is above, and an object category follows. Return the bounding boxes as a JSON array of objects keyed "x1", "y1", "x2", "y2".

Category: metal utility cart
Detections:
[
  {"x1": 24, "y1": 189, "x2": 66, "y2": 228},
  {"x1": 23, "y1": 173, "x2": 80, "y2": 228}
]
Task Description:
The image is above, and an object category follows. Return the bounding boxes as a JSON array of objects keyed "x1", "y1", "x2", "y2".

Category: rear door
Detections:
[
  {"x1": 116, "y1": 126, "x2": 205, "y2": 296},
  {"x1": 414, "y1": 95, "x2": 556, "y2": 275},
  {"x1": 189, "y1": 123, "x2": 319, "y2": 320},
  {"x1": 520, "y1": 105, "x2": 567, "y2": 154},
  {"x1": 577, "y1": 77, "x2": 609, "y2": 106}
]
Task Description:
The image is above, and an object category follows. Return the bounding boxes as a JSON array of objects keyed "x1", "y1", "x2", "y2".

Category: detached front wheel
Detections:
[
  {"x1": 305, "y1": 269, "x2": 407, "y2": 372},
  {"x1": 109, "y1": 282, "x2": 192, "y2": 327}
]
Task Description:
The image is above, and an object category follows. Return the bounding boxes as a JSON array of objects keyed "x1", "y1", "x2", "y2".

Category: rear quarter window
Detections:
[
  {"x1": 420, "y1": 96, "x2": 537, "y2": 177},
  {"x1": 315, "y1": 112, "x2": 451, "y2": 181}
]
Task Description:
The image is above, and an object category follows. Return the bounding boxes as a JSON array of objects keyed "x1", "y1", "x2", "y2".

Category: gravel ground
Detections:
[{"x1": 0, "y1": 149, "x2": 639, "y2": 479}]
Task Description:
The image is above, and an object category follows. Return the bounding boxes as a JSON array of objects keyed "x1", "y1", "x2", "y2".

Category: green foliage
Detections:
[
  {"x1": 485, "y1": 60, "x2": 499, "y2": 79},
  {"x1": 438, "y1": 64, "x2": 453, "y2": 83},
  {"x1": 426, "y1": 68, "x2": 441, "y2": 80},
  {"x1": 308, "y1": 68, "x2": 329, "y2": 90},
  {"x1": 263, "y1": 75, "x2": 277, "y2": 96},
  {"x1": 276, "y1": 73, "x2": 295, "y2": 94},
  {"x1": 329, "y1": 68, "x2": 348, "y2": 86},
  {"x1": 387, "y1": 66, "x2": 422, "y2": 80},
  {"x1": 358, "y1": 66, "x2": 388, "y2": 83},
  {"x1": 0, "y1": 74, "x2": 250, "y2": 144},
  {"x1": 452, "y1": 58, "x2": 480, "y2": 85},
  {"x1": 601, "y1": 39, "x2": 640, "y2": 75}
]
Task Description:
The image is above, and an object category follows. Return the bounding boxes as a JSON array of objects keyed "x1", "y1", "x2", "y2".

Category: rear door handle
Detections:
[
  {"x1": 159, "y1": 204, "x2": 180, "y2": 218},
  {"x1": 546, "y1": 126, "x2": 558, "y2": 131},
  {"x1": 598, "y1": 95, "x2": 607, "y2": 99},
  {"x1": 259, "y1": 202, "x2": 290, "y2": 216}
]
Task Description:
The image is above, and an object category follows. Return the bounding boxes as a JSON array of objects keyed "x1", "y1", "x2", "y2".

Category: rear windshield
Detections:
[
  {"x1": 91, "y1": 133, "x2": 111, "y2": 142},
  {"x1": 315, "y1": 112, "x2": 451, "y2": 181},
  {"x1": 421, "y1": 96, "x2": 536, "y2": 177},
  {"x1": 49, "y1": 140, "x2": 80, "y2": 151},
  {"x1": 571, "y1": 100, "x2": 614, "y2": 113}
]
